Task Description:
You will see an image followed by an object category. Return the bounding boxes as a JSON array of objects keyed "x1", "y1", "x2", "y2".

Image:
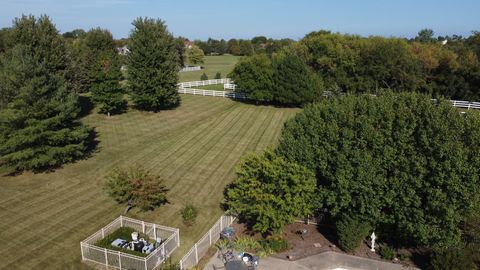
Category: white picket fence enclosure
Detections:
[
  {"x1": 80, "y1": 216, "x2": 180, "y2": 270},
  {"x1": 179, "y1": 215, "x2": 236, "y2": 270},
  {"x1": 180, "y1": 66, "x2": 202, "y2": 72}
]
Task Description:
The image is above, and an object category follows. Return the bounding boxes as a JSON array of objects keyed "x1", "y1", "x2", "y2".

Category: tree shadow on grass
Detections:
[{"x1": 78, "y1": 95, "x2": 95, "y2": 118}]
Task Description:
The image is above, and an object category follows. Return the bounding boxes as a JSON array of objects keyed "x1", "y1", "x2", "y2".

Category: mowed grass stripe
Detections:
[{"x1": 126, "y1": 103, "x2": 243, "y2": 174}]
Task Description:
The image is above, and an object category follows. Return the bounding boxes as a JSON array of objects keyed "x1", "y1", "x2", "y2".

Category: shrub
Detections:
[
  {"x1": 214, "y1": 72, "x2": 221, "y2": 79},
  {"x1": 260, "y1": 235, "x2": 289, "y2": 253},
  {"x1": 429, "y1": 247, "x2": 476, "y2": 270},
  {"x1": 380, "y1": 246, "x2": 395, "y2": 261},
  {"x1": 336, "y1": 215, "x2": 371, "y2": 253},
  {"x1": 200, "y1": 73, "x2": 208, "y2": 80},
  {"x1": 180, "y1": 204, "x2": 198, "y2": 226},
  {"x1": 104, "y1": 166, "x2": 168, "y2": 211},
  {"x1": 232, "y1": 236, "x2": 263, "y2": 253}
]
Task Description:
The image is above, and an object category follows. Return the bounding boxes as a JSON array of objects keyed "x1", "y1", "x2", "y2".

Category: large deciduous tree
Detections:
[
  {"x1": 127, "y1": 17, "x2": 180, "y2": 111},
  {"x1": 225, "y1": 150, "x2": 316, "y2": 234},
  {"x1": 276, "y1": 91, "x2": 480, "y2": 247},
  {"x1": 228, "y1": 54, "x2": 274, "y2": 102},
  {"x1": 0, "y1": 15, "x2": 92, "y2": 172}
]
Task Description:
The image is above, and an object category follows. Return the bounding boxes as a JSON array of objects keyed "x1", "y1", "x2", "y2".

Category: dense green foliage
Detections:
[
  {"x1": 87, "y1": 28, "x2": 126, "y2": 115},
  {"x1": 225, "y1": 150, "x2": 316, "y2": 234},
  {"x1": 186, "y1": 45, "x2": 205, "y2": 64},
  {"x1": 229, "y1": 54, "x2": 274, "y2": 102},
  {"x1": 127, "y1": 17, "x2": 180, "y2": 111},
  {"x1": 180, "y1": 204, "x2": 198, "y2": 226},
  {"x1": 200, "y1": 72, "x2": 208, "y2": 80},
  {"x1": 104, "y1": 166, "x2": 169, "y2": 211},
  {"x1": 336, "y1": 215, "x2": 371, "y2": 252},
  {"x1": 277, "y1": 92, "x2": 480, "y2": 247},
  {"x1": 429, "y1": 247, "x2": 476, "y2": 270},
  {"x1": 301, "y1": 30, "x2": 480, "y2": 100},
  {"x1": 0, "y1": 15, "x2": 92, "y2": 172},
  {"x1": 272, "y1": 47, "x2": 323, "y2": 106}
]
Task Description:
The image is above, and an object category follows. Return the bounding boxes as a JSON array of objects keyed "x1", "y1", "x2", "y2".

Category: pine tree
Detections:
[
  {"x1": 87, "y1": 28, "x2": 126, "y2": 115},
  {"x1": 90, "y1": 52, "x2": 126, "y2": 115},
  {"x1": 0, "y1": 15, "x2": 92, "y2": 172},
  {"x1": 127, "y1": 17, "x2": 180, "y2": 111}
]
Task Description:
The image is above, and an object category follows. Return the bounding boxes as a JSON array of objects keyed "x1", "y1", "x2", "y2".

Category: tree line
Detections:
[{"x1": 230, "y1": 29, "x2": 480, "y2": 106}]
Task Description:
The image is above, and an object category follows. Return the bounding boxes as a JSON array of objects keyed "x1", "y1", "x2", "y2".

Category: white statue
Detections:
[{"x1": 370, "y1": 232, "x2": 376, "y2": 252}]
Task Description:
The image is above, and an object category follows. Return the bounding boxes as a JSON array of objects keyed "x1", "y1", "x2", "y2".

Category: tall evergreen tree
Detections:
[
  {"x1": 127, "y1": 17, "x2": 180, "y2": 111},
  {"x1": 272, "y1": 46, "x2": 323, "y2": 106},
  {"x1": 86, "y1": 28, "x2": 126, "y2": 115},
  {"x1": 0, "y1": 15, "x2": 92, "y2": 172}
]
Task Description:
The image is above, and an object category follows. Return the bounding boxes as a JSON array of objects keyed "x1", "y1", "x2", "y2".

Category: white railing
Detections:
[
  {"x1": 81, "y1": 216, "x2": 180, "y2": 270},
  {"x1": 178, "y1": 78, "x2": 232, "y2": 88},
  {"x1": 449, "y1": 100, "x2": 480, "y2": 110},
  {"x1": 180, "y1": 66, "x2": 202, "y2": 72},
  {"x1": 179, "y1": 215, "x2": 235, "y2": 270},
  {"x1": 178, "y1": 88, "x2": 246, "y2": 99}
]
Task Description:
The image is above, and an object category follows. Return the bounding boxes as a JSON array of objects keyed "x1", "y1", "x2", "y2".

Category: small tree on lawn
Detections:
[
  {"x1": 127, "y1": 17, "x2": 180, "y2": 111},
  {"x1": 180, "y1": 204, "x2": 198, "y2": 226},
  {"x1": 214, "y1": 72, "x2": 221, "y2": 79},
  {"x1": 200, "y1": 72, "x2": 208, "y2": 80},
  {"x1": 105, "y1": 166, "x2": 169, "y2": 211},
  {"x1": 225, "y1": 150, "x2": 316, "y2": 234}
]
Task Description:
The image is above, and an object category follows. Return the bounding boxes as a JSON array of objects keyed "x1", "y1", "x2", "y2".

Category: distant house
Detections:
[
  {"x1": 117, "y1": 45, "x2": 130, "y2": 55},
  {"x1": 183, "y1": 40, "x2": 194, "y2": 49}
]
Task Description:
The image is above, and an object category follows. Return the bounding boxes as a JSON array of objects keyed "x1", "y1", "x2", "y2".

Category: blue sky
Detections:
[{"x1": 1, "y1": 0, "x2": 479, "y2": 40}]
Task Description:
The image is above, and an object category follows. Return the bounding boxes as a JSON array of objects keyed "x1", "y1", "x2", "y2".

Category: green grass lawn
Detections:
[
  {"x1": 179, "y1": 54, "x2": 240, "y2": 82},
  {"x1": 192, "y1": 84, "x2": 227, "y2": 91},
  {"x1": 0, "y1": 95, "x2": 298, "y2": 270}
]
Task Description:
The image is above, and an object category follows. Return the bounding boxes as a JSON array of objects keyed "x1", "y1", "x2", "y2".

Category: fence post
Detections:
[
  {"x1": 180, "y1": 260, "x2": 183, "y2": 270},
  {"x1": 120, "y1": 216, "x2": 123, "y2": 227},
  {"x1": 142, "y1": 221, "x2": 145, "y2": 233},
  {"x1": 104, "y1": 248, "x2": 108, "y2": 268},
  {"x1": 178, "y1": 229, "x2": 181, "y2": 247},
  {"x1": 153, "y1": 224, "x2": 157, "y2": 240},
  {"x1": 118, "y1": 251, "x2": 122, "y2": 269},
  {"x1": 102, "y1": 228, "x2": 105, "y2": 238},
  {"x1": 209, "y1": 229, "x2": 212, "y2": 245},
  {"x1": 144, "y1": 258, "x2": 147, "y2": 270},
  {"x1": 80, "y1": 243, "x2": 84, "y2": 260},
  {"x1": 220, "y1": 217, "x2": 223, "y2": 229},
  {"x1": 195, "y1": 243, "x2": 199, "y2": 263}
]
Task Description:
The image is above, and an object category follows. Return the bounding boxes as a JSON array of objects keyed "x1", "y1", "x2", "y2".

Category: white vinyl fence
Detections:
[
  {"x1": 178, "y1": 88, "x2": 246, "y2": 99},
  {"x1": 81, "y1": 216, "x2": 180, "y2": 270},
  {"x1": 178, "y1": 78, "x2": 246, "y2": 99},
  {"x1": 179, "y1": 215, "x2": 236, "y2": 270},
  {"x1": 180, "y1": 66, "x2": 202, "y2": 72},
  {"x1": 178, "y1": 78, "x2": 232, "y2": 88},
  {"x1": 449, "y1": 100, "x2": 480, "y2": 110}
]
